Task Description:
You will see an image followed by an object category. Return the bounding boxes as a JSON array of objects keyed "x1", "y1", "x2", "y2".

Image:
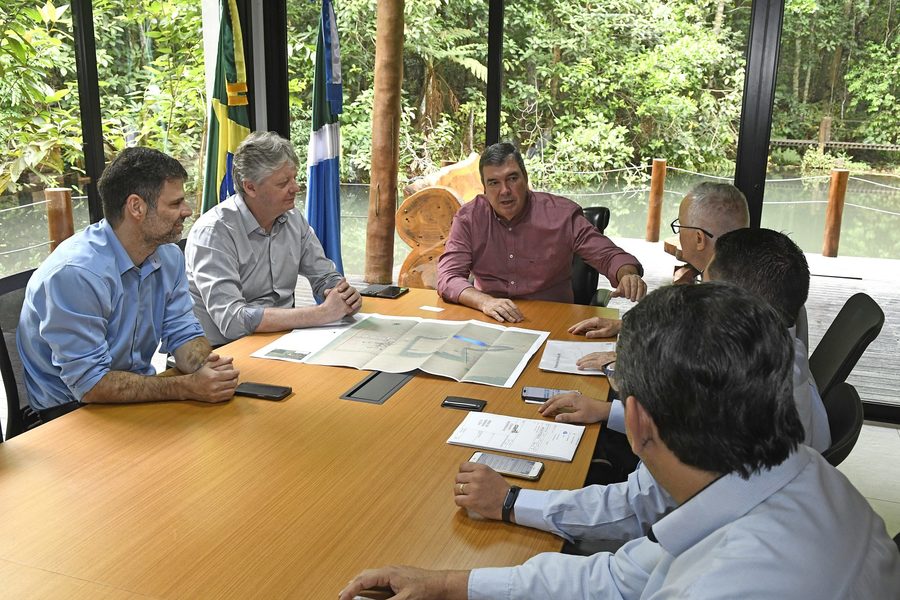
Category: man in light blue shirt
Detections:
[
  {"x1": 545, "y1": 229, "x2": 829, "y2": 453},
  {"x1": 17, "y1": 147, "x2": 239, "y2": 421},
  {"x1": 340, "y1": 284, "x2": 900, "y2": 599}
]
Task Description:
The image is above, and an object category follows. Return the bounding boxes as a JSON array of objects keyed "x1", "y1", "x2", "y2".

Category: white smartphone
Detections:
[
  {"x1": 521, "y1": 386, "x2": 576, "y2": 404},
  {"x1": 470, "y1": 451, "x2": 544, "y2": 480}
]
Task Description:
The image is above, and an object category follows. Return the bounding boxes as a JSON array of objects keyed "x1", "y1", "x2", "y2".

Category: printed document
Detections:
[
  {"x1": 250, "y1": 315, "x2": 365, "y2": 363},
  {"x1": 539, "y1": 340, "x2": 616, "y2": 375},
  {"x1": 304, "y1": 314, "x2": 549, "y2": 388},
  {"x1": 447, "y1": 412, "x2": 585, "y2": 462}
]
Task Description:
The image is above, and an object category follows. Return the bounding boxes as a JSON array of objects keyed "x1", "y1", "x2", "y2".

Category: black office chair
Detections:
[
  {"x1": 571, "y1": 206, "x2": 612, "y2": 306},
  {"x1": 894, "y1": 531, "x2": 899, "y2": 553},
  {"x1": 820, "y1": 382, "x2": 864, "y2": 467},
  {"x1": 809, "y1": 293, "x2": 884, "y2": 399},
  {"x1": 0, "y1": 268, "x2": 40, "y2": 441}
]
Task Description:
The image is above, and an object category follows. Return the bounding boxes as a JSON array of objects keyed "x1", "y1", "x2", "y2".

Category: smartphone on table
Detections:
[
  {"x1": 521, "y1": 386, "x2": 577, "y2": 404},
  {"x1": 360, "y1": 284, "x2": 409, "y2": 299},
  {"x1": 470, "y1": 451, "x2": 544, "y2": 480},
  {"x1": 234, "y1": 382, "x2": 292, "y2": 401}
]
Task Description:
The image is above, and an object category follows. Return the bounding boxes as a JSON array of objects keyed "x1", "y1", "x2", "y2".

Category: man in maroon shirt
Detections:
[{"x1": 436, "y1": 143, "x2": 646, "y2": 322}]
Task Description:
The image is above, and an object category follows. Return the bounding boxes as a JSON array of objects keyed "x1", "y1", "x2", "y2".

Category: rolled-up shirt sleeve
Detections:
[
  {"x1": 160, "y1": 250, "x2": 205, "y2": 354},
  {"x1": 188, "y1": 225, "x2": 265, "y2": 341},
  {"x1": 572, "y1": 213, "x2": 642, "y2": 288},
  {"x1": 513, "y1": 463, "x2": 675, "y2": 543},
  {"x1": 37, "y1": 266, "x2": 114, "y2": 400},
  {"x1": 436, "y1": 212, "x2": 475, "y2": 302}
]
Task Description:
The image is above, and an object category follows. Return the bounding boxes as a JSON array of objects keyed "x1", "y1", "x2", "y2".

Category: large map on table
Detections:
[{"x1": 304, "y1": 315, "x2": 549, "y2": 387}]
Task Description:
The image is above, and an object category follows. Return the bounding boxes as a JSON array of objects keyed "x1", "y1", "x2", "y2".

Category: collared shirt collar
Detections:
[
  {"x1": 652, "y1": 449, "x2": 811, "y2": 555},
  {"x1": 99, "y1": 219, "x2": 161, "y2": 277},
  {"x1": 232, "y1": 192, "x2": 290, "y2": 236}
]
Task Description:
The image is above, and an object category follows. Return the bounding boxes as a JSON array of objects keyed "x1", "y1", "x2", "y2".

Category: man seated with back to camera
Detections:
[
  {"x1": 185, "y1": 131, "x2": 361, "y2": 347},
  {"x1": 435, "y1": 142, "x2": 647, "y2": 323},
  {"x1": 339, "y1": 283, "x2": 900, "y2": 600},
  {"x1": 17, "y1": 147, "x2": 239, "y2": 423},
  {"x1": 541, "y1": 228, "x2": 830, "y2": 455}
]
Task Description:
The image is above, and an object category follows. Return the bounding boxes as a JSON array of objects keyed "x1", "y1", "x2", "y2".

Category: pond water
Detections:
[{"x1": 2, "y1": 171, "x2": 898, "y2": 278}]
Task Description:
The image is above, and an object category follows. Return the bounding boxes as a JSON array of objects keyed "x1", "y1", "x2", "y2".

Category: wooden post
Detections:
[
  {"x1": 818, "y1": 116, "x2": 832, "y2": 152},
  {"x1": 365, "y1": 0, "x2": 405, "y2": 283},
  {"x1": 822, "y1": 168, "x2": 849, "y2": 257},
  {"x1": 45, "y1": 187, "x2": 75, "y2": 252},
  {"x1": 645, "y1": 158, "x2": 666, "y2": 242}
]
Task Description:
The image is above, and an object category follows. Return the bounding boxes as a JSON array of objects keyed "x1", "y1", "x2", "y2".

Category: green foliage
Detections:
[
  {"x1": 0, "y1": 0, "x2": 206, "y2": 197},
  {"x1": 2, "y1": 0, "x2": 898, "y2": 201},
  {"x1": 770, "y1": 147, "x2": 803, "y2": 167},
  {"x1": 800, "y1": 148, "x2": 871, "y2": 173},
  {"x1": 0, "y1": 1, "x2": 83, "y2": 193}
]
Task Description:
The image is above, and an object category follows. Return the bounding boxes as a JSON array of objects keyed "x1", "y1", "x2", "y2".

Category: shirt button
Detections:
[
  {"x1": 509, "y1": 254, "x2": 514, "y2": 259},
  {"x1": 511, "y1": 281, "x2": 516, "y2": 285},
  {"x1": 508, "y1": 227, "x2": 512, "y2": 231}
]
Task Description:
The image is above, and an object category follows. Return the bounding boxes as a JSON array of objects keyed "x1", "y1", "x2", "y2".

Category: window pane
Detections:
[
  {"x1": 502, "y1": 0, "x2": 750, "y2": 238},
  {"x1": 0, "y1": 1, "x2": 85, "y2": 275},
  {"x1": 767, "y1": 0, "x2": 900, "y2": 412},
  {"x1": 93, "y1": 0, "x2": 206, "y2": 226},
  {"x1": 287, "y1": 2, "x2": 488, "y2": 276}
]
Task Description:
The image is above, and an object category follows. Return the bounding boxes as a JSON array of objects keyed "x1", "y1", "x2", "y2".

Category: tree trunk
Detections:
[
  {"x1": 793, "y1": 37, "x2": 801, "y2": 99},
  {"x1": 802, "y1": 64, "x2": 812, "y2": 104},
  {"x1": 827, "y1": 0, "x2": 854, "y2": 110},
  {"x1": 365, "y1": 0, "x2": 405, "y2": 283},
  {"x1": 550, "y1": 46, "x2": 561, "y2": 103},
  {"x1": 712, "y1": 0, "x2": 726, "y2": 34}
]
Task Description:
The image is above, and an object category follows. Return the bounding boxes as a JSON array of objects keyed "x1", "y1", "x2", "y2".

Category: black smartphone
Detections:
[
  {"x1": 360, "y1": 284, "x2": 409, "y2": 299},
  {"x1": 376, "y1": 285, "x2": 408, "y2": 299},
  {"x1": 235, "y1": 382, "x2": 292, "y2": 401},
  {"x1": 441, "y1": 396, "x2": 486, "y2": 411}
]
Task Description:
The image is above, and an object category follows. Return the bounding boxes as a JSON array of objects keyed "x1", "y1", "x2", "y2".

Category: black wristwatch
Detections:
[{"x1": 501, "y1": 485, "x2": 521, "y2": 523}]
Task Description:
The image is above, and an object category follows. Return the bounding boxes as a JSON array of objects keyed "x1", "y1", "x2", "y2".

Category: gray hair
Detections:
[
  {"x1": 232, "y1": 131, "x2": 300, "y2": 193},
  {"x1": 686, "y1": 183, "x2": 750, "y2": 237}
]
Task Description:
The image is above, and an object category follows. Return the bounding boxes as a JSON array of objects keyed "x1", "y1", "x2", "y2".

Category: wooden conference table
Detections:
[{"x1": 0, "y1": 289, "x2": 615, "y2": 599}]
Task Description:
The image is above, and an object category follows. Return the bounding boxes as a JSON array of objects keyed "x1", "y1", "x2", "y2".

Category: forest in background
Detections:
[{"x1": 1, "y1": 0, "x2": 898, "y2": 196}]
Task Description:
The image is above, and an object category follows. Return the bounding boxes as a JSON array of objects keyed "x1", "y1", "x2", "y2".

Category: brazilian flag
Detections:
[{"x1": 201, "y1": 0, "x2": 251, "y2": 213}]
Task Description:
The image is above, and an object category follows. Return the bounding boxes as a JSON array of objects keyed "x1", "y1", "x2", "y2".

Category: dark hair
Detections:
[
  {"x1": 478, "y1": 142, "x2": 527, "y2": 183},
  {"x1": 706, "y1": 228, "x2": 809, "y2": 327},
  {"x1": 615, "y1": 283, "x2": 804, "y2": 478},
  {"x1": 98, "y1": 147, "x2": 187, "y2": 226}
]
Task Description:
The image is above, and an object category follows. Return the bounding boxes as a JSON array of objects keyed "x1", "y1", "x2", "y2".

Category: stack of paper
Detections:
[
  {"x1": 538, "y1": 340, "x2": 616, "y2": 375},
  {"x1": 447, "y1": 412, "x2": 585, "y2": 462}
]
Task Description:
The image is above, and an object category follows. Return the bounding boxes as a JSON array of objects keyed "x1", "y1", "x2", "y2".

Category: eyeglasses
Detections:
[{"x1": 670, "y1": 218, "x2": 713, "y2": 239}]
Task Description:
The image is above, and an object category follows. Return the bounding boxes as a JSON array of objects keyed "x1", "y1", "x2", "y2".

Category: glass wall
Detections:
[
  {"x1": 93, "y1": 0, "x2": 207, "y2": 224},
  {"x1": 286, "y1": 1, "x2": 488, "y2": 276},
  {"x1": 501, "y1": 0, "x2": 751, "y2": 238},
  {"x1": 765, "y1": 0, "x2": 900, "y2": 411},
  {"x1": 764, "y1": 0, "x2": 900, "y2": 259},
  {"x1": 0, "y1": 1, "x2": 85, "y2": 276}
]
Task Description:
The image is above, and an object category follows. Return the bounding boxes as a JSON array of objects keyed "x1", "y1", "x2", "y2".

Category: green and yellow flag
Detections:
[{"x1": 201, "y1": 0, "x2": 251, "y2": 213}]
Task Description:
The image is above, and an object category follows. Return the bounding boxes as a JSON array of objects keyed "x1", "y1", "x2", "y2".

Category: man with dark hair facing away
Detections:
[{"x1": 340, "y1": 283, "x2": 899, "y2": 599}]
